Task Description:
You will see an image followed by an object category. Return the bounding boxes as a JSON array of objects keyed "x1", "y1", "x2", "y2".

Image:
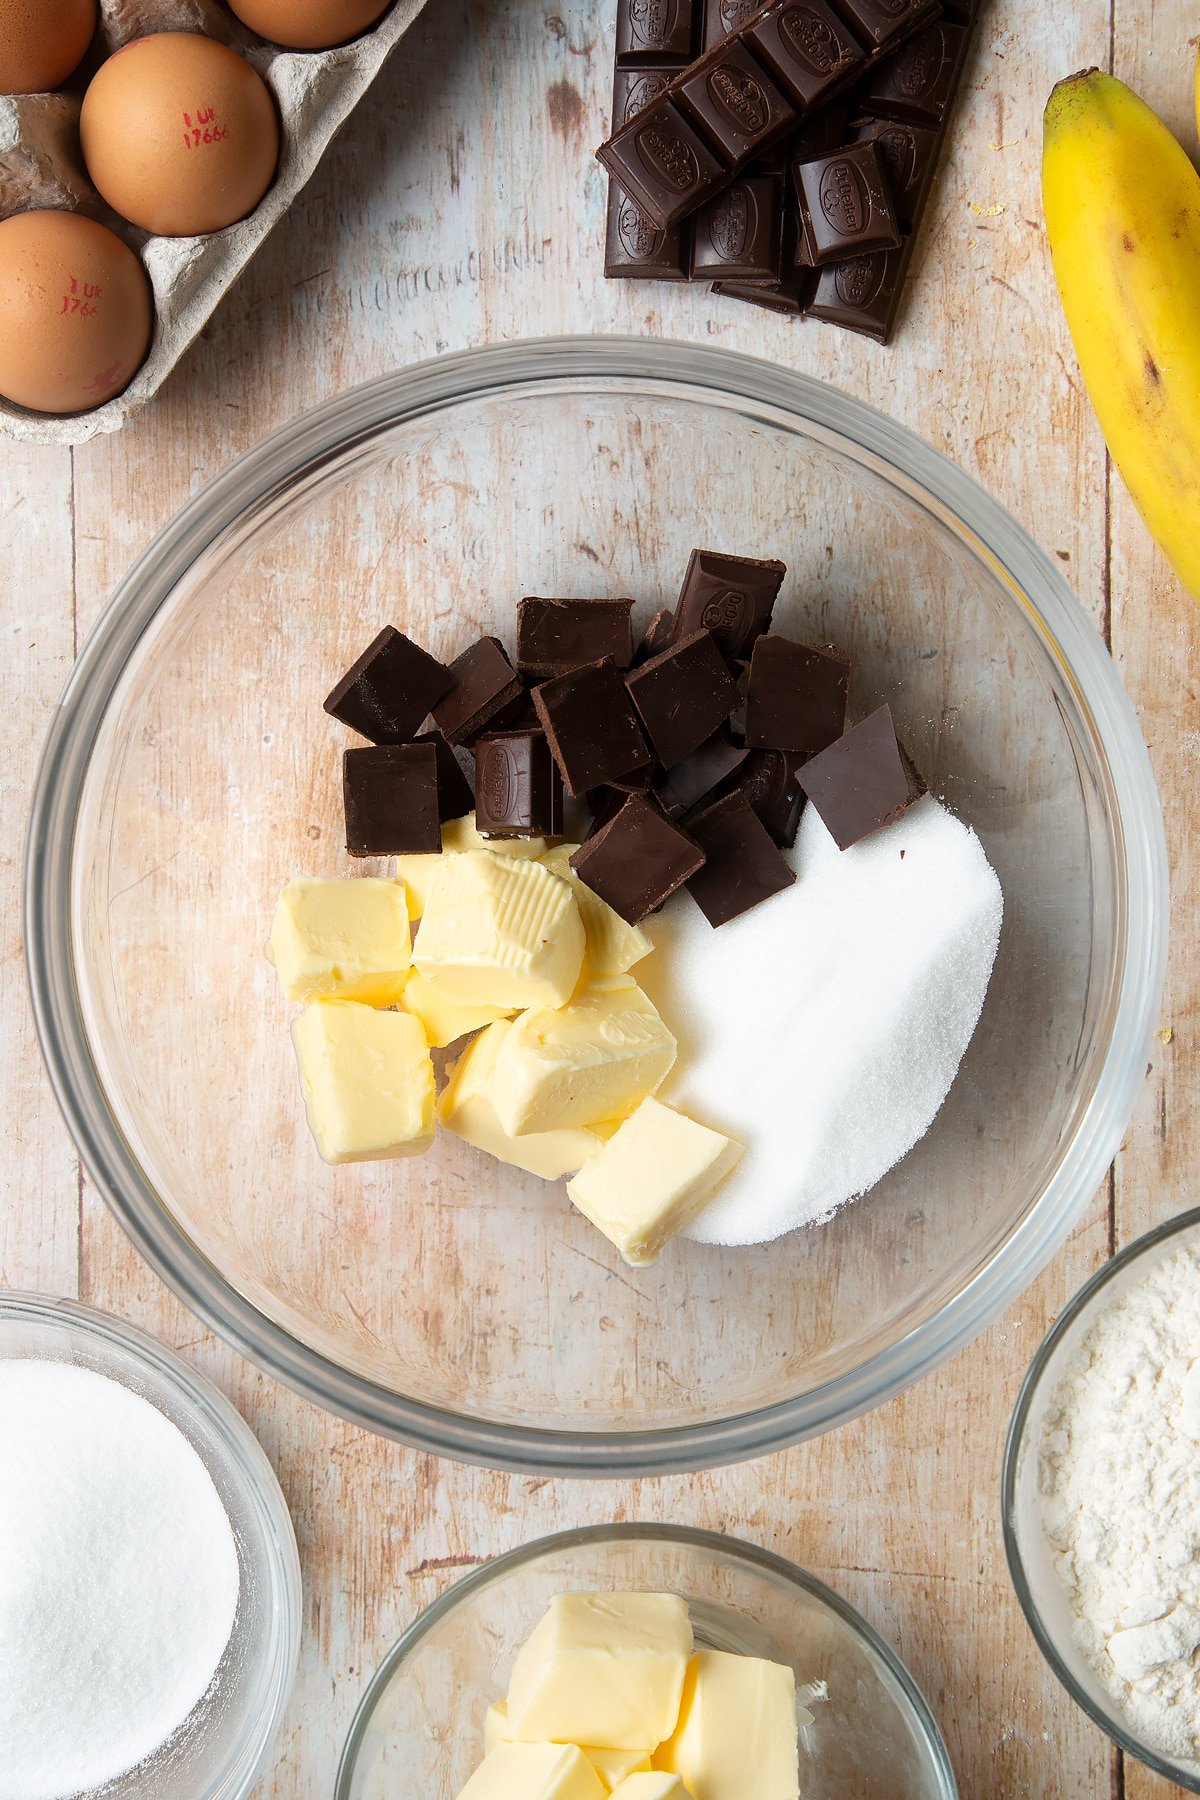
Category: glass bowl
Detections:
[
  {"x1": 0, "y1": 1290, "x2": 301, "y2": 1800},
  {"x1": 25, "y1": 337, "x2": 1167, "y2": 1474},
  {"x1": 334, "y1": 1523, "x2": 957, "y2": 1799},
  {"x1": 1002, "y1": 1208, "x2": 1200, "y2": 1789}
]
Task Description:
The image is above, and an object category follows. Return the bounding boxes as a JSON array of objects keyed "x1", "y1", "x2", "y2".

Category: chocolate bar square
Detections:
[
  {"x1": 794, "y1": 140, "x2": 901, "y2": 266},
  {"x1": 625, "y1": 629, "x2": 740, "y2": 767},
  {"x1": 673, "y1": 547, "x2": 785, "y2": 659},
  {"x1": 676, "y1": 39, "x2": 794, "y2": 166},
  {"x1": 324, "y1": 626, "x2": 452, "y2": 745},
  {"x1": 685, "y1": 789, "x2": 796, "y2": 925},
  {"x1": 861, "y1": 20, "x2": 969, "y2": 127},
  {"x1": 742, "y1": 0, "x2": 865, "y2": 112},
  {"x1": 829, "y1": 0, "x2": 938, "y2": 52},
  {"x1": 616, "y1": 0, "x2": 698, "y2": 65},
  {"x1": 803, "y1": 236, "x2": 913, "y2": 342},
  {"x1": 413, "y1": 729, "x2": 475, "y2": 822},
  {"x1": 691, "y1": 174, "x2": 785, "y2": 281},
  {"x1": 746, "y1": 635, "x2": 850, "y2": 752},
  {"x1": 517, "y1": 596, "x2": 635, "y2": 678},
  {"x1": 430, "y1": 637, "x2": 525, "y2": 746},
  {"x1": 848, "y1": 116, "x2": 940, "y2": 226},
  {"x1": 343, "y1": 743, "x2": 441, "y2": 856},
  {"x1": 570, "y1": 795, "x2": 705, "y2": 923},
  {"x1": 723, "y1": 746, "x2": 808, "y2": 846},
  {"x1": 532, "y1": 657, "x2": 650, "y2": 796},
  {"x1": 652, "y1": 727, "x2": 750, "y2": 817},
  {"x1": 598, "y1": 93, "x2": 728, "y2": 231},
  {"x1": 797, "y1": 704, "x2": 927, "y2": 848},
  {"x1": 473, "y1": 730, "x2": 564, "y2": 838}
]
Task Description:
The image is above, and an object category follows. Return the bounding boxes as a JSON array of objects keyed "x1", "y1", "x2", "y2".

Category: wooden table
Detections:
[{"x1": 2, "y1": 0, "x2": 1195, "y2": 1792}]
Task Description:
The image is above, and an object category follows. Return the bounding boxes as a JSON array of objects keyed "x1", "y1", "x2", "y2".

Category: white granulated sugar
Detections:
[
  {"x1": 1037, "y1": 1243, "x2": 1200, "y2": 1761},
  {"x1": 642, "y1": 793, "x2": 1002, "y2": 1246},
  {"x1": 0, "y1": 1360, "x2": 240, "y2": 1800}
]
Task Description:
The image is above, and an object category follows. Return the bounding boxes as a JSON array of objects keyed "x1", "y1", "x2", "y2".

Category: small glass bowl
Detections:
[
  {"x1": 335, "y1": 1523, "x2": 957, "y2": 1799},
  {"x1": 26, "y1": 337, "x2": 1167, "y2": 1473},
  {"x1": 0, "y1": 1291, "x2": 302, "y2": 1800},
  {"x1": 1003, "y1": 1208, "x2": 1200, "y2": 1789}
]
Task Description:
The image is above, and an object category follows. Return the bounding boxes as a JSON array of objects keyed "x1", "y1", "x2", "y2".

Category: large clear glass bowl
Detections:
[
  {"x1": 1003, "y1": 1208, "x2": 1200, "y2": 1790},
  {"x1": 334, "y1": 1523, "x2": 957, "y2": 1799},
  {"x1": 25, "y1": 337, "x2": 1167, "y2": 1474},
  {"x1": 0, "y1": 1292, "x2": 301, "y2": 1800}
]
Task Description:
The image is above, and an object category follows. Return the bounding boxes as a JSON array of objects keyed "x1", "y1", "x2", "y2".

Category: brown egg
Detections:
[
  {"x1": 0, "y1": 210, "x2": 153, "y2": 414},
  {"x1": 225, "y1": 0, "x2": 391, "y2": 50},
  {"x1": 0, "y1": 0, "x2": 97, "y2": 95},
  {"x1": 80, "y1": 33, "x2": 279, "y2": 236}
]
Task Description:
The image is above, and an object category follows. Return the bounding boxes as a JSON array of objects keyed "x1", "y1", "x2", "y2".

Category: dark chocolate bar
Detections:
[
  {"x1": 794, "y1": 138, "x2": 900, "y2": 265},
  {"x1": 570, "y1": 795, "x2": 706, "y2": 923},
  {"x1": 324, "y1": 627, "x2": 452, "y2": 745},
  {"x1": 532, "y1": 658, "x2": 650, "y2": 797},
  {"x1": 517, "y1": 596, "x2": 635, "y2": 677},
  {"x1": 803, "y1": 236, "x2": 914, "y2": 340},
  {"x1": 599, "y1": 92, "x2": 728, "y2": 230},
  {"x1": 848, "y1": 114, "x2": 940, "y2": 225},
  {"x1": 676, "y1": 38, "x2": 796, "y2": 167},
  {"x1": 861, "y1": 19, "x2": 969, "y2": 125},
  {"x1": 691, "y1": 173, "x2": 785, "y2": 280},
  {"x1": 797, "y1": 703, "x2": 926, "y2": 847},
  {"x1": 673, "y1": 547, "x2": 785, "y2": 659},
  {"x1": 625, "y1": 628, "x2": 740, "y2": 767},
  {"x1": 606, "y1": 65, "x2": 690, "y2": 280},
  {"x1": 684, "y1": 789, "x2": 796, "y2": 925},
  {"x1": 830, "y1": 0, "x2": 938, "y2": 53},
  {"x1": 746, "y1": 635, "x2": 851, "y2": 753},
  {"x1": 742, "y1": 0, "x2": 866, "y2": 110},
  {"x1": 473, "y1": 730, "x2": 564, "y2": 838},
  {"x1": 430, "y1": 636, "x2": 525, "y2": 746},
  {"x1": 616, "y1": 0, "x2": 699, "y2": 63},
  {"x1": 343, "y1": 742, "x2": 441, "y2": 856}
]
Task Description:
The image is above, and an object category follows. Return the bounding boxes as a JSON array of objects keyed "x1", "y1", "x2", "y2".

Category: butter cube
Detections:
[
  {"x1": 444, "y1": 812, "x2": 549, "y2": 859},
  {"x1": 490, "y1": 983, "x2": 676, "y2": 1137},
  {"x1": 539, "y1": 845, "x2": 654, "y2": 980},
  {"x1": 438, "y1": 1022, "x2": 609, "y2": 1181},
  {"x1": 267, "y1": 877, "x2": 411, "y2": 1004},
  {"x1": 401, "y1": 969, "x2": 514, "y2": 1048},
  {"x1": 457, "y1": 1743, "x2": 605, "y2": 1800},
  {"x1": 506, "y1": 1592, "x2": 692, "y2": 1751},
  {"x1": 291, "y1": 1000, "x2": 435, "y2": 1163},
  {"x1": 483, "y1": 1702, "x2": 651, "y2": 1792},
  {"x1": 397, "y1": 815, "x2": 549, "y2": 921},
  {"x1": 415, "y1": 852, "x2": 585, "y2": 1010},
  {"x1": 610, "y1": 1779, "x2": 693, "y2": 1799},
  {"x1": 654, "y1": 1650, "x2": 799, "y2": 1800},
  {"x1": 566, "y1": 1099, "x2": 742, "y2": 1267}
]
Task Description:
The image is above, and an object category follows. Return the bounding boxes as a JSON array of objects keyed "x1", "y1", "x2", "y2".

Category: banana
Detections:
[{"x1": 1042, "y1": 68, "x2": 1200, "y2": 599}]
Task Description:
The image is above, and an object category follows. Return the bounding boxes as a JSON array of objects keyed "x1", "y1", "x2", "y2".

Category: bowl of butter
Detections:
[{"x1": 334, "y1": 1523, "x2": 957, "y2": 1800}]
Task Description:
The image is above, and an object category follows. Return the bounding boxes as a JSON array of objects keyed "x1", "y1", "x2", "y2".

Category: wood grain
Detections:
[{"x1": 3, "y1": 0, "x2": 1196, "y2": 1792}]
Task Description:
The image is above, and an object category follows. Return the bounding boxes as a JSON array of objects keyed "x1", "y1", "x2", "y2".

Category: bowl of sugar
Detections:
[
  {"x1": 25, "y1": 337, "x2": 1167, "y2": 1474},
  {"x1": 1004, "y1": 1207, "x2": 1200, "y2": 1789},
  {"x1": 0, "y1": 1291, "x2": 301, "y2": 1800}
]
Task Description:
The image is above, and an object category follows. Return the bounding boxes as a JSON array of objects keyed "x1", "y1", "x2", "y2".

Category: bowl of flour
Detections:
[
  {"x1": 1003, "y1": 1208, "x2": 1200, "y2": 1789},
  {"x1": 0, "y1": 1292, "x2": 301, "y2": 1800}
]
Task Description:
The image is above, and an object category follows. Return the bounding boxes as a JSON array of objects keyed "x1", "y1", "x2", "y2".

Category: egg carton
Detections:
[{"x1": 0, "y1": 0, "x2": 430, "y2": 445}]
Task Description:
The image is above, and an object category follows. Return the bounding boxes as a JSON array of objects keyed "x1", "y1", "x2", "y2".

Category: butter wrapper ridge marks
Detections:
[{"x1": 0, "y1": 0, "x2": 431, "y2": 446}]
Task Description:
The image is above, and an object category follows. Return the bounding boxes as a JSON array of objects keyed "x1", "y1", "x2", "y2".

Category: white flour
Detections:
[
  {"x1": 0, "y1": 1360, "x2": 241, "y2": 1800},
  {"x1": 1037, "y1": 1241, "x2": 1200, "y2": 1760}
]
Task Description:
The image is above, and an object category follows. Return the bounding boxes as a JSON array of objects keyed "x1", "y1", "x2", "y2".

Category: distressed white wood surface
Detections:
[{"x1": 2, "y1": 0, "x2": 1197, "y2": 1793}]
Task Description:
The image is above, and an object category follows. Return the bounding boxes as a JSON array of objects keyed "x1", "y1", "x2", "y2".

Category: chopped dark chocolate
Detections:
[
  {"x1": 723, "y1": 746, "x2": 808, "y2": 846},
  {"x1": 745, "y1": 635, "x2": 850, "y2": 752},
  {"x1": 685, "y1": 789, "x2": 796, "y2": 925},
  {"x1": 742, "y1": 1, "x2": 865, "y2": 113},
  {"x1": 691, "y1": 174, "x2": 785, "y2": 281},
  {"x1": 625, "y1": 629, "x2": 740, "y2": 768},
  {"x1": 616, "y1": 0, "x2": 698, "y2": 64},
  {"x1": 797, "y1": 703, "x2": 926, "y2": 848},
  {"x1": 516, "y1": 596, "x2": 635, "y2": 678},
  {"x1": 430, "y1": 636, "x2": 525, "y2": 747},
  {"x1": 532, "y1": 657, "x2": 650, "y2": 796},
  {"x1": 636, "y1": 608, "x2": 677, "y2": 662},
  {"x1": 473, "y1": 729, "x2": 563, "y2": 838},
  {"x1": 803, "y1": 236, "x2": 913, "y2": 341},
  {"x1": 570, "y1": 795, "x2": 705, "y2": 924},
  {"x1": 598, "y1": 93, "x2": 727, "y2": 231},
  {"x1": 861, "y1": 20, "x2": 969, "y2": 126},
  {"x1": 676, "y1": 39, "x2": 795, "y2": 167},
  {"x1": 652, "y1": 727, "x2": 749, "y2": 817},
  {"x1": 848, "y1": 115, "x2": 940, "y2": 226},
  {"x1": 794, "y1": 140, "x2": 901, "y2": 266},
  {"x1": 342, "y1": 743, "x2": 441, "y2": 857},
  {"x1": 673, "y1": 547, "x2": 785, "y2": 659},
  {"x1": 413, "y1": 729, "x2": 475, "y2": 822},
  {"x1": 323, "y1": 626, "x2": 452, "y2": 745}
]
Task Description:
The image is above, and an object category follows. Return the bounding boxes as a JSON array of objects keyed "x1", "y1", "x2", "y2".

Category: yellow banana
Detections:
[{"x1": 1043, "y1": 68, "x2": 1200, "y2": 598}]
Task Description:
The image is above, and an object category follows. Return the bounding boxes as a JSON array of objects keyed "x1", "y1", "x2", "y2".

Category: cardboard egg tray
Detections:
[{"x1": 0, "y1": 0, "x2": 430, "y2": 445}]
